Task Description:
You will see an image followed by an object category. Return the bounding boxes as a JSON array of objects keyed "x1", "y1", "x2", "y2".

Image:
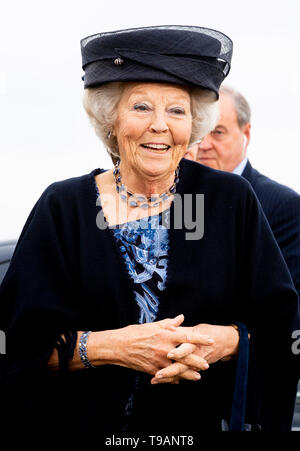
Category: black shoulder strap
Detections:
[{"x1": 229, "y1": 322, "x2": 249, "y2": 431}]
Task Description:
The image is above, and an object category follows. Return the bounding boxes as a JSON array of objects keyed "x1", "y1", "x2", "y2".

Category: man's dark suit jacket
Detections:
[
  {"x1": 242, "y1": 160, "x2": 300, "y2": 302},
  {"x1": 242, "y1": 160, "x2": 300, "y2": 427}
]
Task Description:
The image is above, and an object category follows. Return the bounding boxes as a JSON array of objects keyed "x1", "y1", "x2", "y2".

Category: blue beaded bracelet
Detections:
[{"x1": 79, "y1": 331, "x2": 96, "y2": 369}]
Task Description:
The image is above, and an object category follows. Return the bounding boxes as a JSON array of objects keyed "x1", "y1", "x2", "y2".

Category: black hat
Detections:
[{"x1": 80, "y1": 25, "x2": 233, "y2": 99}]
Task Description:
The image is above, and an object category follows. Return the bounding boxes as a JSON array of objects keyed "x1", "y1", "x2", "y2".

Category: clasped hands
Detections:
[{"x1": 118, "y1": 314, "x2": 239, "y2": 385}]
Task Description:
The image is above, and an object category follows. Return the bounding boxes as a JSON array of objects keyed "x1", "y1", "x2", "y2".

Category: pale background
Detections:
[{"x1": 1, "y1": 0, "x2": 300, "y2": 240}]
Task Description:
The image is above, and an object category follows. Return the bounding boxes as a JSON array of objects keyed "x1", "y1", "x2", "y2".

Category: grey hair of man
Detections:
[
  {"x1": 83, "y1": 82, "x2": 219, "y2": 162},
  {"x1": 219, "y1": 85, "x2": 251, "y2": 129}
]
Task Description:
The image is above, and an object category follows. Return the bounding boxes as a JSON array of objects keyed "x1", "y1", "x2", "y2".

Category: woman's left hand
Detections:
[{"x1": 151, "y1": 324, "x2": 239, "y2": 384}]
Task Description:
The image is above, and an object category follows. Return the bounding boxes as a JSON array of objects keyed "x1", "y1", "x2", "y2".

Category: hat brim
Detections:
[{"x1": 83, "y1": 58, "x2": 223, "y2": 99}]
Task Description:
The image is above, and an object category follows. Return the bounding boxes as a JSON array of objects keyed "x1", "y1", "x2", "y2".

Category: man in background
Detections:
[
  {"x1": 186, "y1": 86, "x2": 300, "y2": 428},
  {"x1": 186, "y1": 85, "x2": 300, "y2": 303}
]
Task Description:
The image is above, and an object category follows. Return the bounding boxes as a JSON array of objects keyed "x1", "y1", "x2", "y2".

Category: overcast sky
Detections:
[{"x1": 1, "y1": 0, "x2": 300, "y2": 239}]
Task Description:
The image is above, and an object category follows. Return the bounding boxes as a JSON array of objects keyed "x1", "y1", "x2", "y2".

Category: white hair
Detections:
[{"x1": 83, "y1": 82, "x2": 219, "y2": 161}]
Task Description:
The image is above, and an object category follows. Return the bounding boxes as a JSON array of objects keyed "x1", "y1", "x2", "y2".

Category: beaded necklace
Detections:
[{"x1": 113, "y1": 160, "x2": 180, "y2": 209}]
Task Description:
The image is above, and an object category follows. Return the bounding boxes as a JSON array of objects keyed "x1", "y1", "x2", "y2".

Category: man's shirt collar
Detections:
[{"x1": 232, "y1": 157, "x2": 248, "y2": 176}]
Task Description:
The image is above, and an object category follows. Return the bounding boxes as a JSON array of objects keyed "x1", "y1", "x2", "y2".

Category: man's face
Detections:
[{"x1": 186, "y1": 92, "x2": 250, "y2": 172}]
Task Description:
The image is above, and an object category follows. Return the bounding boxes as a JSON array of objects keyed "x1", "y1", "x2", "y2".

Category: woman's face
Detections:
[{"x1": 114, "y1": 82, "x2": 192, "y2": 179}]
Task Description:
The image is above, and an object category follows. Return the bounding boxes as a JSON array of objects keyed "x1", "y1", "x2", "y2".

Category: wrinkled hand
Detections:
[
  {"x1": 115, "y1": 315, "x2": 214, "y2": 377},
  {"x1": 188, "y1": 324, "x2": 239, "y2": 363},
  {"x1": 151, "y1": 324, "x2": 239, "y2": 385}
]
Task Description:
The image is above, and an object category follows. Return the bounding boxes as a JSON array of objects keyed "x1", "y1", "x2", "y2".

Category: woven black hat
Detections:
[{"x1": 80, "y1": 25, "x2": 233, "y2": 99}]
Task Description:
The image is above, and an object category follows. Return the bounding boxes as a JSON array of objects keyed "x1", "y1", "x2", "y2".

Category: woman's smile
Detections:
[{"x1": 140, "y1": 142, "x2": 171, "y2": 154}]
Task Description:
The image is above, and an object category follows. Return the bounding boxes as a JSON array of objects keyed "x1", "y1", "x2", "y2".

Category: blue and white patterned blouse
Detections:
[
  {"x1": 94, "y1": 179, "x2": 170, "y2": 323},
  {"x1": 112, "y1": 213, "x2": 170, "y2": 323}
]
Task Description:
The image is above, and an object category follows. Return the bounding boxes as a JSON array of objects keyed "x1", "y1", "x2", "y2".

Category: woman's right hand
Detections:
[{"x1": 106, "y1": 314, "x2": 214, "y2": 376}]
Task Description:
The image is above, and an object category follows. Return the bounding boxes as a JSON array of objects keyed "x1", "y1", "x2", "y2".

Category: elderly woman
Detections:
[{"x1": 0, "y1": 26, "x2": 298, "y2": 434}]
